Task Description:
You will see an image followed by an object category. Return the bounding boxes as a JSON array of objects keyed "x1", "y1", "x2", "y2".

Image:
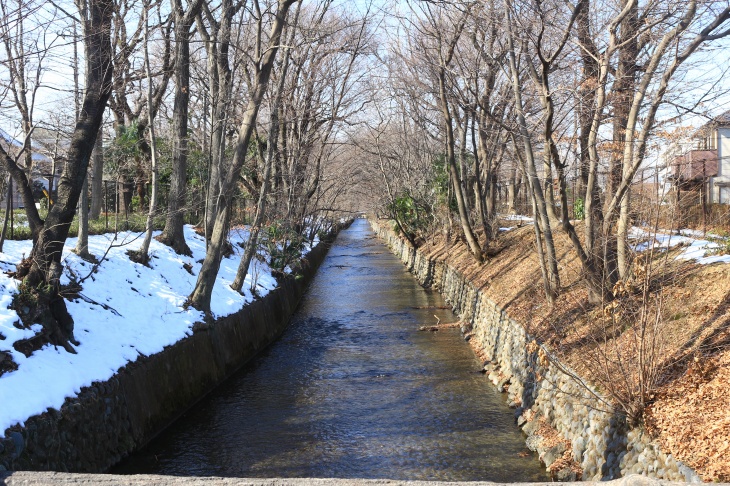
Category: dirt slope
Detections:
[{"x1": 409, "y1": 220, "x2": 730, "y2": 482}]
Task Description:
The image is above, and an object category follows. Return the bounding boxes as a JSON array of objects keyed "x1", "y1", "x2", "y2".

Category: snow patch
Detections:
[
  {"x1": 503, "y1": 214, "x2": 534, "y2": 222},
  {"x1": 630, "y1": 227, "x2": 730, "y2": 265},
  {"x1": 0, "y1": 225, "x2": 309, "y2": 437}
]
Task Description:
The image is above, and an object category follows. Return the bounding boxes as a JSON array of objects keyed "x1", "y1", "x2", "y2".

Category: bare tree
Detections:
[
  {"x1": 133, "y1": 0, "x2": 162, "y2": 263},
  {"x1": 73, "y1": 1, "x2": 92, "y2": 260},
  {"x1": 88, "y1": 124, "x2": 104, "y2": 219},
  {"x1": 188, "y1": 0, "x2": 299, "y2": 313},
  {"x1": 197, "y1": 0, "x2": 238, "y2": 241},
  {"x1": 413, "y1": 2, "x2": 483, "y2": 261},
  {"x1": 2, "y1": 0, "x2": 114, "y2": 350},
  {"x1": 230, "y1": 1, "x2": 302, "y2": 291},
  {"x1": 0, "y1": 0, "x2": 54, "y2": 242},
  {"x1": 503, "y1": 0, "x2": 561, "y2": 301},
  {"x1": 156, "y1": 0, "x2": 203, "y2": 255}
]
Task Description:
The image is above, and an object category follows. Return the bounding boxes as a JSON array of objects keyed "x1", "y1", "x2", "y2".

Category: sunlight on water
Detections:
[{"x1": 113, "y1": 219, "x2": 547, "y2": 481}]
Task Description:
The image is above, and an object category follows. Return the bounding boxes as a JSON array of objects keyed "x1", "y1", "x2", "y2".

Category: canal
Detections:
[{"x1": 113, "y1": 219, "x2": 547, "y2": 481}]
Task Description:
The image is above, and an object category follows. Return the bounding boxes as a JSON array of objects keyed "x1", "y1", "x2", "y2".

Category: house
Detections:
[
  {"x1": 0, "y1": 127, "x2": 61, "y2": 208},
  {"x1": 667, "y1": 109, "x2": 730, "y2": 205}
]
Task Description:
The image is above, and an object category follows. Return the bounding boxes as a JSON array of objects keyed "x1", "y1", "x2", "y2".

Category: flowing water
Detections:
[{"x1": 113, "y1": 219, "x2": 547, "y2": 481}]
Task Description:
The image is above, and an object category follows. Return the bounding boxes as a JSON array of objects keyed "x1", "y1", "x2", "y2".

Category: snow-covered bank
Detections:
[
  {"x1": 629, "y1": 227, "x2": 730, "y2": 265},
  {"x1": 0, "y1": 226, "x2": 318, "y2": 439},
  {"x1": 498, "y1": 214, "x2": 730, "y2": 266}
]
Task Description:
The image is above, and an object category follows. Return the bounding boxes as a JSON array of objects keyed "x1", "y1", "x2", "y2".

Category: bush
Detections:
[
  {"x1": 260, "y1": 221, "x2": 306, "y2": 272},
  {"x1": 388, "y1": 192, "x2": 432, "y2": 242},
  {"x1": 573, "y1": 197, "x2": 585, "y2": 220}
]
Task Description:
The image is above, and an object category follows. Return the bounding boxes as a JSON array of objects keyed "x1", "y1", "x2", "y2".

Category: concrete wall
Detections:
[
  {"x1": 371, "y1": 220, "x2": 699, "y2": 483},
  {"x1": 0, "y1": 230, "x2": 341, "y2": 473}
]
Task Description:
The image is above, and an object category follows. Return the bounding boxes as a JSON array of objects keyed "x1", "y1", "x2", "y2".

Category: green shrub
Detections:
[
  {"x1": 260, "y1": 221, "x2": 306, "y2": 272},
  {"x1": 573, "y1": 197, "x2": 585, "y2": 220}
]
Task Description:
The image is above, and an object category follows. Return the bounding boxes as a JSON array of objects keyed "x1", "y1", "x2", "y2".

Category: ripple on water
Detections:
[{"x1": 112, "y1": 219, "x2": 548, "y2": 482}]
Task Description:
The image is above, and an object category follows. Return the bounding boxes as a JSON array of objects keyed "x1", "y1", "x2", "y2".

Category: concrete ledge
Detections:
[{"x1": 0, "y1": 472, "x2": 715, "y2": 486}]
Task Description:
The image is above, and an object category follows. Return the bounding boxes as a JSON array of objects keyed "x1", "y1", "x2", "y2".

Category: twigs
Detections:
[
  {"x1": 76, "y1": 232, "x2": 144, "y2": 285},
  {"x1": 75, "y1": 292, "x2": 122, "y2": 316}
]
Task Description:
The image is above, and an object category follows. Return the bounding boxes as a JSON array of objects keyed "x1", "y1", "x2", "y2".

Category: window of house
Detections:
[{"x1": 698, "y1": 130, "x2": 718, "y2": 150}]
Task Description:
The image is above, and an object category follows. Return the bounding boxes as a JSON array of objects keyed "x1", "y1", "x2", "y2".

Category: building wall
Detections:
[
  {"x1": 709, "y1": 127, "x2": 730, "y2": 203},
  {"x1": 719, "y1": 127, "x2": 730, "y2": 179}
]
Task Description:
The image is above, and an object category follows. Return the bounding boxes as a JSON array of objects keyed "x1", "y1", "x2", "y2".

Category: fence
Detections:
[{"x1": 0, "y1": 177, "x2": 261, "y2": 240}]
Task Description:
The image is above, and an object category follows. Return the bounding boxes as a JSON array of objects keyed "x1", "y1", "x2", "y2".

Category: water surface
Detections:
[{"x1": 114, "y1": 219, "x2": 547, "y2": 481}]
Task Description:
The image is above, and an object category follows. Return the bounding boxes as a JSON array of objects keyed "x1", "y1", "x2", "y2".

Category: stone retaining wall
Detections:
[
  {"x1": 0, "y1": 229, "x2": 342, "y2": 473},
  {"x1": 370, "y1": 220, "x2": 698, "y2": 483}
]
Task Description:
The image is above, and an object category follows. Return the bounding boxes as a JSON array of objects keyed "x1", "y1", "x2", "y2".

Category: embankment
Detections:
[
  {"x1": 370, "y1": 220, "x2": 698, "y2": 483},
  {"x1": 0, "y1": 228, "x2": 343, "y2": 473}
]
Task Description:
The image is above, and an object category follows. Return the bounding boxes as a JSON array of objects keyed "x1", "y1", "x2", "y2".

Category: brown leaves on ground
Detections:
[
  {"x1": 405, "y1": 218, "x2": 730, "y2": 482},
  {"x1": 646, "y1": 353, "x2": 730, "y2": 482},
  {"x1": 534, "y1": 416, "x2": 583, "y2": 479},
  {"x1": 535, "y1": 417, "x2": 568, "y2": 449},
  {"x1": 548, "y1": 449, "x2": 583, "y2": 479}
]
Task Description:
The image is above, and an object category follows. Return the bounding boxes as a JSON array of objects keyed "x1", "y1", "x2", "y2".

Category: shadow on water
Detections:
[{"x1": 112, "y1": 219, "x2": 548, "y2": 482}]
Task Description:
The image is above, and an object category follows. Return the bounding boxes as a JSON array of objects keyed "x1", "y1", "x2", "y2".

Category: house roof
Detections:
[
  {"x1": 0, "y1": 127, "x2": 54, "y2": 164},
  {"x1": 698, "y1": 109, "x2": 730, "y2": 132}
]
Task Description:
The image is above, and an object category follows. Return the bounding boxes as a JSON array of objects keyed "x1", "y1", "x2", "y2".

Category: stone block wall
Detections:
[{"x1": 371, "y1": 220, "x2": 698, "y2": 483}]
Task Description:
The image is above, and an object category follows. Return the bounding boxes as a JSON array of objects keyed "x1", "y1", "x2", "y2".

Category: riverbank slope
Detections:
[
  {"x1": 372, "y1": 218, "x2": 730, "y2": 482},
  {"x1": 0, "y1": 223, "x2": 342, "y2": 472}
]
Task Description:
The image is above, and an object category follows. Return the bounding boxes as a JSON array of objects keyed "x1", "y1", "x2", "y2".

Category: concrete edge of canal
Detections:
[
  {"x1": 0, "y1": 222, "x2": 351, "y2": 474},
  {"x1": 1, "y1": 472, "x2": 724, "y2": 486}
]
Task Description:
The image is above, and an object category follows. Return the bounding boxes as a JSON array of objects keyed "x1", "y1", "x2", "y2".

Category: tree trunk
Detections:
[
  {"x1": 469, "y1": 111, "x2": 491, "y2": 239},
  {"x1": 157, "y1": 0, "x2": 201, "y2": 256},
  {"x1": 188, "y1": 0, "x2": 299, "y2": 313},
  {"x1": 230, "y1": 2, "x2": 301, "y2": 291},
  {"x1": 73, "y1": 173, "x2": 92, "y2": 259},
  {"x1": 0, "y1": 177, "x2": 11, "y2": 252},
  {"x1": 438, "y1": 66, "x2": 482, "y2": 262},
  {"x1": 507, "y1": 166, "x2": 520, "y2": 214},
  {"x1": 503, "y1": 0, "x2": 559, "y2": 301},
  {"x1": 617, "y1": 186, "x2": 631, "y2": 279},
  {"x1": 17, "y1": 0, "x2": 113, "y2": 349},
  {"x1": 575, "y1": 0, "x2": 602, "y2": 286},
  {"x1": 457, "y1": 114, "x2": 472, "y2": 210},
  {"x1": 610, "y1": 0, "x2": 639, "y2": 281},
  {"x1": 543, "y1": 153, "x2": 559, "y2": 223},
  {"x1": 514, "y1": 140, "x2": 552, "y2": 300},
  {"x1": 135, "y1": 5, "x2": 161, "y2": 263},
  {"x1": 201, "y1": 0, "x2": 233, "y2": 240},
  {"x1": 89, "y1": 127, "x2": 104, "y2": 219}
]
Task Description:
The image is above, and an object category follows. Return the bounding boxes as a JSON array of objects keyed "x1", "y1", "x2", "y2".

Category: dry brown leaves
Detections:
[
  {"x1": 548, "y1": 449, "x2": 584, "y2": 479},
  {"x1": 535, "y1": 417, "x2": 583, "y2": 479},
  {"x1": 535, "y1": 417, "x2": 566, "y2": 449},
  {"x1": 410, "y1": 219, "x2": 730, "y2": 481},
  {"x1": 646, "y1": 353, "x2": 730, "y2": 482}
]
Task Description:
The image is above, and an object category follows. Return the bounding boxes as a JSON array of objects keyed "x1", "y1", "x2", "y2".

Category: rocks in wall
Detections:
[{"x1": 371, "y1": 220, "x2": 698, "y2": 483}]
